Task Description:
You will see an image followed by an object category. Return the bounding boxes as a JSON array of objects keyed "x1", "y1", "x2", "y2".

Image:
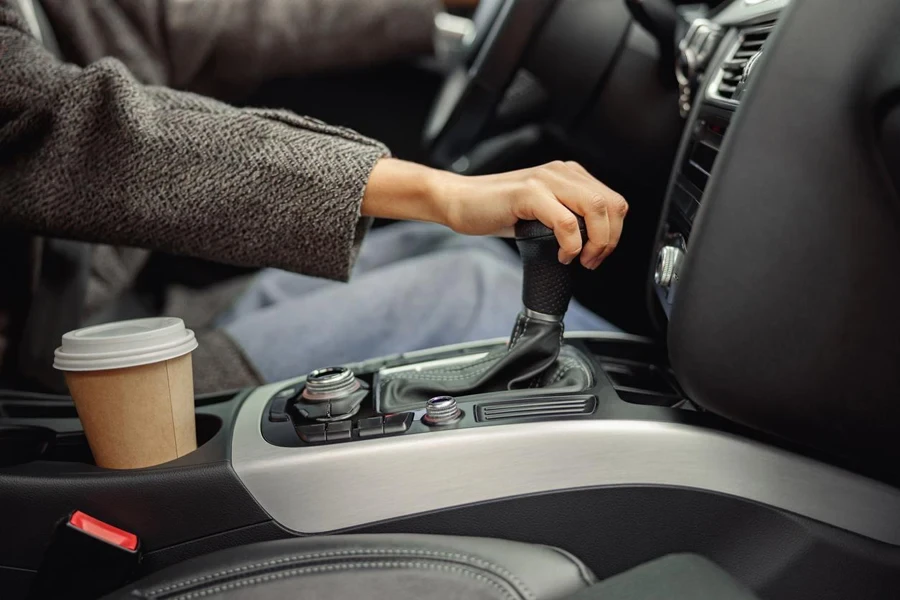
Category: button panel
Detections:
[
  {"x1": 295, "y1": 423, "x2": 326, "y2": 443},
  {"x1": 358, "y1": 416, "x2": 385, "y2": 438},
  {"x1": 325, "y1": 420, "x2": 352, "y2": 441},
  {"x1": 383, "y1": 413, "x2": 414, "y2": 435},
  {"x1": 293, "y1": 412, "x2": 416, "y2": 445},
  {"x1": 262, "y1": 375, "x2": 604, "y2": 449}
]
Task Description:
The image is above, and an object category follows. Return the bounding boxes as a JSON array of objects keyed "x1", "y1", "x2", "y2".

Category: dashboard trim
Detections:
[{"x1": 232, "y1": 357, "x2": 900, "y2": 545}]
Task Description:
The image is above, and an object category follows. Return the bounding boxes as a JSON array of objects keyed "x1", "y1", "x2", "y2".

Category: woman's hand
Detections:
[{"x1": 362, "y1": 158, "x2": 628, "y2": 270}]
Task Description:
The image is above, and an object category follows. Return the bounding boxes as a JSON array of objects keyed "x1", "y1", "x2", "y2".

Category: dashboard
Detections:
[{"x1": 653, "y1": 0, "x2": 789, "y2": 317}]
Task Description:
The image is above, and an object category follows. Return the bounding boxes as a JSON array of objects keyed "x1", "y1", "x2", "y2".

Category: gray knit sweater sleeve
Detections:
[
  {"x1": 39, "y1": 0, "x2": 441, "y2": 98},
  {"x1": 0, "y1": 2, "x2": 389, "y2": 281}
]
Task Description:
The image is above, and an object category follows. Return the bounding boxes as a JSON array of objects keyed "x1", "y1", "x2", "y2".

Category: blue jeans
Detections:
[{"x1": 220, "y1": 222, "x2": 617, "y2": 383}]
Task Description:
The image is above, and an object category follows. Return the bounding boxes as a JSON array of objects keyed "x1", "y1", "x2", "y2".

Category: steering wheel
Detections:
[{"x1": 424, "y1": 0, "x2": 559, "y2": 168}]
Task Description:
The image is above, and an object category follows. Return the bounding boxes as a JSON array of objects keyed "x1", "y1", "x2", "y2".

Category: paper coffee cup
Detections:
[{"x1": 54, "y1": 317, "x2": 199, "y2": 470}]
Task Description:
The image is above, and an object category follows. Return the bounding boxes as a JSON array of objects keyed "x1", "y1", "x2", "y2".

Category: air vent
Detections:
[
  {"x1": 711, "y1": 23, "x2": 775, "y2": 104},
  {"x1": 476, "y1": 396, "x2": 596, "y2": 422}
]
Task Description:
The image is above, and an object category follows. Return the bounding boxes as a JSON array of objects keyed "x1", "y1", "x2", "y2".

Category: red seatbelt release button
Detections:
[{"x1": 68, "y1": 511, "x2": 139, "y2": 551}]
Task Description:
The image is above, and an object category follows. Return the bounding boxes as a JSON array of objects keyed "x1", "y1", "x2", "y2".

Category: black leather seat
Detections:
[{"x1": 104, "y1": 534, "x2": 760, "y2": 600}]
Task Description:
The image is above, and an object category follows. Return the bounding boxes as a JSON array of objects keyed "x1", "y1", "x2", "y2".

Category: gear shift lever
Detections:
[
  {"x1": 515, "y1": 217, "x2": 587, "y2": 319},
  {"x1": 378, "y1": 216, "x2": 593, "y2": 410}
]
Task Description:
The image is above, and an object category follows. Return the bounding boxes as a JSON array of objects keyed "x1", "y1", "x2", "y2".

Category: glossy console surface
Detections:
[{"x1": 231, "y1": 335, "x2": 900, "y2": 545}]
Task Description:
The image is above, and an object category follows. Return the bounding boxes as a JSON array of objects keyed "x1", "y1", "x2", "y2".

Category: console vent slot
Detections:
[
  {"x1": 713, "y1": 23, "x2": 775, "y2": 103},
  {"x1": 476, "y1": 396, "x2": 596, "y2": 422}
]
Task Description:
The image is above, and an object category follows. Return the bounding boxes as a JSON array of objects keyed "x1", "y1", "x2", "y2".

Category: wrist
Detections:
[
  {"x1": 362, "y1": 158, "x2": 464, "y2": 227},
  {"x1": 422, "y1": 165, "x2": 466, "y2": 230}
]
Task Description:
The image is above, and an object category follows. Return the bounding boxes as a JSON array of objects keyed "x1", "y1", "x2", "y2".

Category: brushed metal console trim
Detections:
[{"x1": 232, "y1": 383, "x2": 900, "y2": 544}]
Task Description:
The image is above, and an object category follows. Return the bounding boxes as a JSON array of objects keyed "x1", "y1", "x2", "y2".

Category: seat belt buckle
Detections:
[{"x1": 27, "y1": 510, "x2": 142, "y2": 600}]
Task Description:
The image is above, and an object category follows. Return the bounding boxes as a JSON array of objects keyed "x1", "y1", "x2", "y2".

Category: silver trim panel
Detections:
[{"x1": 232, "y1": 383, "x2": 900, "y2": 544}]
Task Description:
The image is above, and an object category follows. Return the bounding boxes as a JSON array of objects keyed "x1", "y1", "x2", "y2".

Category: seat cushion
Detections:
[
  {"x1": 107, "y1": 534, "x2": 596, "y2": 600},
  {"x1": 567, "y1": 554, "x2": 760, "y2": 600}
]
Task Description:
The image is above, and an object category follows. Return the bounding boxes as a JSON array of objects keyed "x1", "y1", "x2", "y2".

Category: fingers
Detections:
[
  {"x1": 565, "y1": 162, "x2": 628, "y2": 268},
  {"x1": 546, "y1": 161, "x2": 628, "y2": 269},
  {"x1": 516, "y1": 177, "x2": 585, "y2": 264},
  {"x1": 512, "y1": 161, "x2": 628, "y2": 267},
  {"x1": 541, "y1": 165, "x2": 609, "y2": 269}
]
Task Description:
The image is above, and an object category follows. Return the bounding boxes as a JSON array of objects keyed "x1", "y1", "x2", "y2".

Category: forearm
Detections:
[
  {"x1": 40, "y1": 0, "x2": 442, "y2": 97},
  {"x1": 1, "y1": 5, "x2": 387, "y2": 281},
  {"x1": 362, "y1": 159, "x2": 453, "y2": 225}
]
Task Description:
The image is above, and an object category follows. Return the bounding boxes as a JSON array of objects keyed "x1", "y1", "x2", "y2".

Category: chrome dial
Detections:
[
  {"x1": 655, "y1": 245, "x2": 686, "y2": 289},
  {"x1": 424, "y1": 396, "x2": 463, "y2": 426}
]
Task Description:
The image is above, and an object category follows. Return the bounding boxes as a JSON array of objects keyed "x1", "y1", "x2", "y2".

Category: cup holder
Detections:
[
  {"x1": 0, "y1": 391, "x2": 232, "y2": 469},
  {"x1": 0, "y1": 425, "x2": 56, "y2": 467}
]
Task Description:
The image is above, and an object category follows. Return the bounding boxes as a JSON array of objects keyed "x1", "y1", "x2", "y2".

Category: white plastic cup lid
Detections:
[{"x1": 53, "y1": 317, "x2": 198, "y2": 372}]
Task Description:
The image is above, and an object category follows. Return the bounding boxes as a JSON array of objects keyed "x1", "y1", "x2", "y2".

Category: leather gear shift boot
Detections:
[{"x1": 378, "y1": 312, "x2": 593, "y2": 413}]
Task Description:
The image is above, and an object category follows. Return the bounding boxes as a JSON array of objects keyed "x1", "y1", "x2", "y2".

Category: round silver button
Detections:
[
  {"x1": 302, "y1": 366, "x2": 360, "y2": 402},
  {"x1": 423, "y1": 396, "x2": 463, "y2": 426},
  {"x1": 655, "y1": 245, "x2": 685, "y2": 289}
]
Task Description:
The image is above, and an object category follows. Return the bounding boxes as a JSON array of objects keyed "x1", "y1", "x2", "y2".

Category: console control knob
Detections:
[
  {"x1": 298, "y1": 366, "x2": 366, "y2": 422},
  {"x1": 302, "y1": 366, "x2": 360, "y2": 402},
  {"x1": 655, "y1": 245, "x2": 685, "y2": 289},
  {"x1": 423, "y1": 396, "x2": 462, "y2": 426}
]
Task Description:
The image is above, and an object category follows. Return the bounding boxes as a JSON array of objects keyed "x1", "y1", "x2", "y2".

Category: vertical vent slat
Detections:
[{"x1": 714, "y1": 23, "x2": 775, "y2": 102}]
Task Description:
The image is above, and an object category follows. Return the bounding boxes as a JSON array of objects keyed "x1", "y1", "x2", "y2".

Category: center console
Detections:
[{"x1": 257, "y1": 218, "x2": 687, "y2": 455}]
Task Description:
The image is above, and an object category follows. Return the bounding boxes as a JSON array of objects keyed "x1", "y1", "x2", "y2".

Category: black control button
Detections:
[
  {"x1": 358, "y1": 416, "x2": 384, "y2": 438},
  {"x1": 268, "y1": 395, "x2": 291, "y2": 423},
  {"x1": 296, "y1": 423, "x2": 326, "y2": 443},
  {"x1": 326, "y1": 420, "x2": 352, "y2": 441},
  {"x1": 383, "y1": 412, "x2": 414, "y2": 435},
  {"x1": 268, "y1": 411, "x2": 290, "y2": 423}
]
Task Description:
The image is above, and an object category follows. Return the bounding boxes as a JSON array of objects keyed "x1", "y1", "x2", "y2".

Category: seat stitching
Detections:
[
  {"x1": 166, "y1": 561, "x2": 520, "y2": 600},
  {"x1": 143, "y1": 548, "x2": 535, "y2": 598}
]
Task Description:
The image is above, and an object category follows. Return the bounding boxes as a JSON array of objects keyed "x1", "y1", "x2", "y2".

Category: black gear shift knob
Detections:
[{"x1": 515, "y1": 216, "x2": 587, "y2": 318}]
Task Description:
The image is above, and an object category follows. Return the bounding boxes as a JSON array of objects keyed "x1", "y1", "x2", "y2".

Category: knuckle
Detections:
[
  {"x1": 615, "y1": 196, "x2": 629, "y2": 216},
  {"x1": 558, "y1": 215, "x2": 580, "y2": 234},
  {"x1": 547, "y1": 160, "x2": 567, "y2": 172},
  {"x1": 563, "y1": 238, "x2": 583, "y2": 253},
  {"x1": 588, "y1": 193, "x2": 609, "y2": 213}
]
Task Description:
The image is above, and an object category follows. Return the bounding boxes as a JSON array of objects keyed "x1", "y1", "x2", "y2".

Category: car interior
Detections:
[{"x1": 3, "y1": 0, "x2": 900, "y2": 598}]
